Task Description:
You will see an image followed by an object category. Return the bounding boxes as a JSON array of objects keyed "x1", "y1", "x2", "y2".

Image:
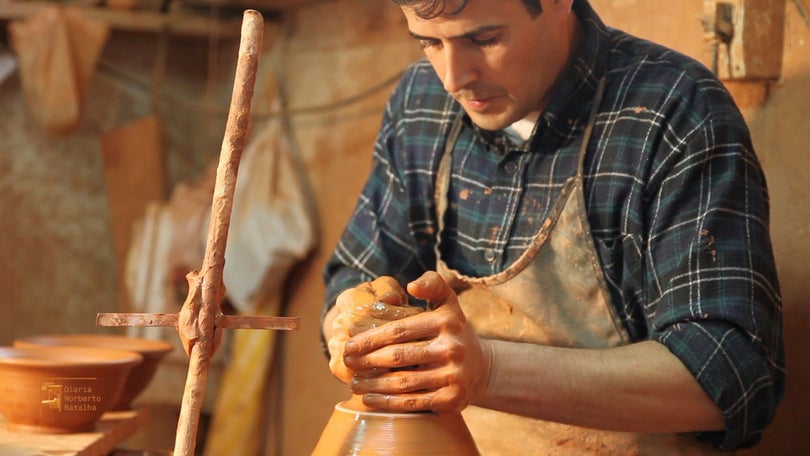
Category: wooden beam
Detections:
[{"x1": 0, "y1": 1, "x2": 245, "y2": 38}]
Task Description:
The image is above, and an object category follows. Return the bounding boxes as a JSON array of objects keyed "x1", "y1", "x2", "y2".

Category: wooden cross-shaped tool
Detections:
[{"x1": 96, "y1": 10, "x2": 300, "y2": 456}]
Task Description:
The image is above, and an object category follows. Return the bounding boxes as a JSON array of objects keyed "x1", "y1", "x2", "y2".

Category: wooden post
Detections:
[
  {"x1": 96, "y1": 10, "x2": 300, "y2": 456},
  {"x1": 703, "y1": 0, "x2": 786, "y2": 80}
]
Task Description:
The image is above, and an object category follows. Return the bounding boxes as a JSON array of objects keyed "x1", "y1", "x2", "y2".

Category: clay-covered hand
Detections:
[
  {"x1": 343, "y1": 271, "x2": 492, "y2": 414},
  {"x1": 328, "y1": 276, "x2": 425, "y2": 384}
]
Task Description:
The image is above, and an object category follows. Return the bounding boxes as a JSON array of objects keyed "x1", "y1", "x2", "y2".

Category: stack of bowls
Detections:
[
  {"x1": 13, "y1": 334, "x2": 174, "y2": 411},
  {"x1": 0, "y1": 345, "x2": 142, "y2": 433}
]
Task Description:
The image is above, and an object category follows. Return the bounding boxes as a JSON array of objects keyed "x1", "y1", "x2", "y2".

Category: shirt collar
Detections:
[{"x1": 528, "y1": 0, "x2": 611, "y2": 151}]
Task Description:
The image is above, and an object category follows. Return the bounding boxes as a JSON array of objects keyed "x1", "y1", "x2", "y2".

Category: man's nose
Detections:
[{"x1": 441, "y1": 45, "x2": 476, "y2": 93}]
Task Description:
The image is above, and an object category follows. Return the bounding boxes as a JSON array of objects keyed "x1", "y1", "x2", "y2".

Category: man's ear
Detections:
[
  {"x1": 550, "y1": 0, "x2": 575, "y2": 20},
  {"x1": 553, "y1": 0, "x2": 574, "y2": 12}
]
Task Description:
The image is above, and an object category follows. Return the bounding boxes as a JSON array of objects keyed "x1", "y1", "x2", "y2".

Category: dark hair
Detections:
[{"x1": 391, "y1": 0, "x2": 543, "y2": 19}]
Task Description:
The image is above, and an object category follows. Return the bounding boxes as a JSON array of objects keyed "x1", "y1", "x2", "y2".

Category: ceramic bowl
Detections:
[
  {"x1": 0, "y1": 345, "x2": 142, "y2": 433},
  {"x1": 312, "y1": 397, "x2": 480, "y2": 455},
  {"x1": 14, "y1": 334, "x2": 173, "y2": 410}
]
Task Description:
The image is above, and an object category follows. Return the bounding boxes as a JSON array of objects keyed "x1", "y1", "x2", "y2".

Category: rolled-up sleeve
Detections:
[{"x1": 646, "y1": 111, "x2": 784, "y2": 450}]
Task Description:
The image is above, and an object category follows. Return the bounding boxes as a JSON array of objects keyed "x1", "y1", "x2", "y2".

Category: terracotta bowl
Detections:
[
  {"x1": 312, "y1": 397, "x2": 480, "y2": 455},
  {"x1": 14, "y1": 334, "x2": 173, "y2": 410},
  {"x1": 0, "y1": 346, "x2": 142, "y2": 433}
]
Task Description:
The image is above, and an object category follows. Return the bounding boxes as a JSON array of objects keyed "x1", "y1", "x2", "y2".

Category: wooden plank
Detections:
[
  {"x1": 0, "y1": 409, "x2": 147, "y2": 456},
  {"x1": 101, "y1": 114, "x2": 167, "y2": 313}
]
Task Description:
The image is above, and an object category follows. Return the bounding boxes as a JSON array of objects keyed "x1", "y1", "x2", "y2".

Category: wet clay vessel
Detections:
[
  {"x1": 312, "y1": 396, "x2": 480, "y2": 455},
  {"x1": 14, "y1": 333, "x2": 173, "y2": 410},
  {"x1": 0, "y1": 345, "x2": 142, "y2": 433}
]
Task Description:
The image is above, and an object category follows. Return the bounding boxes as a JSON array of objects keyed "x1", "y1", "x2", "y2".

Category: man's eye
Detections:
[
  {"x1": 472, "y1": 36, "x2": 498, "y2": 47},
  {"x1": 419, "y1": 39, "x2": 440, "y2": 50}
]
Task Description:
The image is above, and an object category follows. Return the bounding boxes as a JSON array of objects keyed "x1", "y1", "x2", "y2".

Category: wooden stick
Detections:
[
  {"x1": 96, "y1": 312, "x2": 301, "y2": 330},
  {"x1": 172, "y1": 10, "x2": 264, "y2": 456}
]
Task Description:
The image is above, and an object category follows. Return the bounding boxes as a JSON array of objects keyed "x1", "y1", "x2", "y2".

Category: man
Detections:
[{"x1": 320, "y1": 0, "x2": 784, "y2": 453}]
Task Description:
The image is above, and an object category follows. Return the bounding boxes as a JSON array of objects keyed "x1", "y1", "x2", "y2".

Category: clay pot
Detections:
[
  {"x1": 312, "y1": 396, "x2": 480, "y2": 455},
  {"x1": 14, "y1": 334, "x2": 173, "y2": 410},
  {"x1": 0, "y1": 346, "x2": 142, "y2": 433}
]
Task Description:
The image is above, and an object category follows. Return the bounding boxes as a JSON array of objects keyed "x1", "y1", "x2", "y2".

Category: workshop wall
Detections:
[{"x1": 0, "y1": 0, "x2": 806, "y2": 455}]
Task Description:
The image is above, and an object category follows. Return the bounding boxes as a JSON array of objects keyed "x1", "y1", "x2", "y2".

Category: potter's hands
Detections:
[
  {"x1": 345, "y1": 271, "x2": 492, "y2": 414},
  {"x1": 328, "y1": 276, "x2": 425, "y2": 384}
]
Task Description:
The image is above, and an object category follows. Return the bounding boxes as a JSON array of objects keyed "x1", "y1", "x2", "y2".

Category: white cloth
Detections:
[{"x1": 125, "y1": 119, "x2": 316, "y2": 320}]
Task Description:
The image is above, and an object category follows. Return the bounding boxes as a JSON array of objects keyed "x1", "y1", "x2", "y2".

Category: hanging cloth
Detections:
[
  {"x1": 8, "y1": 6, "x2": 109, "y2": 136},
  {"x1": 202, "y1": 117, "x2": 317, "y2": 456}
]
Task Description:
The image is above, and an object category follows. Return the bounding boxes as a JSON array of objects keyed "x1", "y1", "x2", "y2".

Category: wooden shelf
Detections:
[
  {"x1": 0, "y1": 1, "x2": 251, "y2": 38},
  {"x1": 0, "y1": 409, "x2": 147, "y2": 456}
]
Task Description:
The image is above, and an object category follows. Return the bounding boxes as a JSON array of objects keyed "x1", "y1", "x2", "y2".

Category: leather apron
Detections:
[{"x1": 433, "y1": 80, "x2": 723, "y2": 455}]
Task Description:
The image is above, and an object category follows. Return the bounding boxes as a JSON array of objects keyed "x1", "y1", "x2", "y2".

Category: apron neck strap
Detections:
[
  {"x1": 577, "y1": 76, "x2": 607, "y2": 176},
  {"x1": 434, "y1": 114, "x2": 464, "y2": 237},
  {"x1": 433, "y1": 75, "x2": 606, "y2": 256}
]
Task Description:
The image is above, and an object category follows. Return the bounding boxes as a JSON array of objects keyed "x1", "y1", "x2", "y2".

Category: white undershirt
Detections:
[{"x1": 504, "y1": 114, "x2": 539, "y2": 144}]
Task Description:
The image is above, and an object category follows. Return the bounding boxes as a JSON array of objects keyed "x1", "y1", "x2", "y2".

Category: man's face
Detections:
[{"x1": 402, "y1": 0, "x2": 577, "y2": 131}]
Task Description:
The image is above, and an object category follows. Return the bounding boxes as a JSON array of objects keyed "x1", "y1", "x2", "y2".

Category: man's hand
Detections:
[
  {"x1": 343, "y1": 271, "x2": 492, "y2": 414},
  {"x1": 327, "y1": 276, "x2": 424, "y2": 384}
]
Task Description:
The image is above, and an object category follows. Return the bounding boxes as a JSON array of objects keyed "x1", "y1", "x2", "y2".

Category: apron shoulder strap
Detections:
[
  {"x1": 434, "y1": 114, "x2": 465, "y2": 235},
  {"x1": 577, "y1": 76, "x2": 607, "y2": 176}
]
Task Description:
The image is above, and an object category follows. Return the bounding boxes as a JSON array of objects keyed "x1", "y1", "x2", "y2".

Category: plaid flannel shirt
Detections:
[{"x1": 322, "y1": 0, "x2": 784, "y2": 450}]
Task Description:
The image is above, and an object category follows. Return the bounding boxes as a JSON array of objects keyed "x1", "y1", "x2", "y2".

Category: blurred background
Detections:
[{"x1": 0, "y1": 0, "x2": 807, "y2": 454}]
